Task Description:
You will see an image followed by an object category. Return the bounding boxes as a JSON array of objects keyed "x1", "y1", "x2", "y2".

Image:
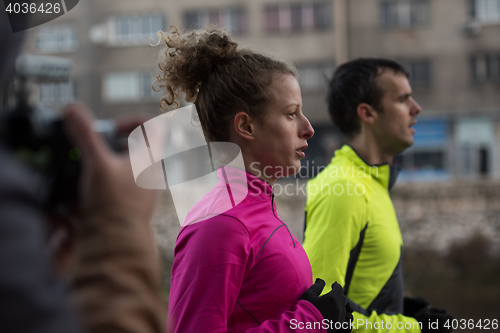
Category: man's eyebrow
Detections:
[{"x1": 397, "y1": 93, "x2": 412, "y2": 100}]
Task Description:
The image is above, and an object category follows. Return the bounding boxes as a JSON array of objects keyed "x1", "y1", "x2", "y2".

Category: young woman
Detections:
[{"x1": 156, "y1": 26, "x2": 351, "y2": 333}]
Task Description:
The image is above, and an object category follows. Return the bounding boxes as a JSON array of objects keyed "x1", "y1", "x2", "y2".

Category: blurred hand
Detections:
[
  {"x1": 404, "y1": 296, "x2": 431, "y2": 317},
  {"x1": 414, "y1": 307, "x2": 453, "y2": 333},
  {"x1": 300, "y1": 278, "x2": 353, "y2": 333},
  {"x1": 62, "y1": 103, "x2": 157, "y2": 224},
  {"x1": 63, "y1": 104, "x2": 166, "y2": 333}
]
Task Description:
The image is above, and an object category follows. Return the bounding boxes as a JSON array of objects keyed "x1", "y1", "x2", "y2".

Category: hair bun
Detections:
[{"x1": 154, "y1": 25, "x2": 238, "y2": 108}]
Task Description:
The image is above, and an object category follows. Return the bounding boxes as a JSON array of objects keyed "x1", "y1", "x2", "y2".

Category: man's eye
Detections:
[{"x1": 289, "y1": 113, "x2": 296, "y2": 118}]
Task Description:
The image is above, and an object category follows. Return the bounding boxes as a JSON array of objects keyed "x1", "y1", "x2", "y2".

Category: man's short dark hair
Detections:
[{"x1": 326, "y1": 58, "x2": 409, "y2": 139}]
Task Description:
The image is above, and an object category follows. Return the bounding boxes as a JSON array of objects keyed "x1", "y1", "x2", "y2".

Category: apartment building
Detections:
[
  {"x1": 23, "y1": 0, "x2": 500, "y2": 181},
  {"x1": 345, "y1": 0, "x2": 500, "y2": 181}
]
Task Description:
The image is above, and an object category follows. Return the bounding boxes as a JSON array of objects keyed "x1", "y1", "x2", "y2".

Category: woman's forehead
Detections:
[{"x1": 269, "y1": 74, "x2": 302, "y2": 109}]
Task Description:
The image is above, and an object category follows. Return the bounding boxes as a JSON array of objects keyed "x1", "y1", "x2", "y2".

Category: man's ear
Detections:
[
  {"x1": 234, "y1": 112, "x2": 255, "y2": 141},
  {"x1": 356, "y1": 103, "x2": 378, "y2": 125}
]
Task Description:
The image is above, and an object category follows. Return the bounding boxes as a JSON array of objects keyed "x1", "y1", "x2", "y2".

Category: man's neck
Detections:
[{"x1": 347, "y1": 134, "x2": 394, "y2": 166}]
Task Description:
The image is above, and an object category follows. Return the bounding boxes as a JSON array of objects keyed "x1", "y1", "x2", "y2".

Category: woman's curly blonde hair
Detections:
[{"x1": 153, "y1": 25, "x2": 297, "y2": 142}]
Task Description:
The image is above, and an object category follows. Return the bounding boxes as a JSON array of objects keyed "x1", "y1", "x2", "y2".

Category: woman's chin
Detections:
[{"x1": 281, "y1": 162, "x2": 302, "y2": 178}]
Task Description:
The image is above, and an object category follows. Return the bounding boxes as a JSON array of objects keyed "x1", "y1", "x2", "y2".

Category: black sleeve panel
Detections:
[{"x1": 344, "y1": 222, "x2": 369, "y2": 295}]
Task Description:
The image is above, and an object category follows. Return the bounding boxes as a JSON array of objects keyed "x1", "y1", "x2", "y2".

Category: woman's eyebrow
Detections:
[{"x1": 281, "y1": 103, "x2": 301, "y2": 110}]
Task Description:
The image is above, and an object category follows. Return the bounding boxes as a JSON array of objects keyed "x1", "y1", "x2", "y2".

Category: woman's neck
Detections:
[{"x1": 244, "y1": 160, "x2": 276, "y2": 187}]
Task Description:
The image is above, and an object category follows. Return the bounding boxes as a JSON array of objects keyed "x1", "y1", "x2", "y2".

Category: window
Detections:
[
  {"x1": 291, "y1": 4, "x2": 303, "y2": 31},
  {"x1": 398, "y1": 59, "x2": 432, "y2": 87},
  {"x1": 393, "y1": 149, "x2": 449, "y2": 182},
  {"x1": 104, "y1": 72, "x2": 162, "y2": 102},
  {"x1": 264, "y1": 2, "x2": 331, "y2": 33},
  {"x1": 313, "y1": 2, "x2": 331, "y2": 29},
  {"x1": 40, "y1": 81, "x2": 75, "y2": 106},
  {"x1": 297, "y1": 63, "x2": 334, "y2": 92},
  {"x1": 394, "y1": 151, "x2": 445, "y2": 170},
  {"x1": 264, "y1": 6, "x2": 280, "y2": 32},
  {"x1": 298, "y1": 124, "x2": 342, "y2": 178},
  {"x1": 184, "y1": 8, "x2": 247, "y2": 35},
  {"x1": 458, "y1": 145, "x2": 490, "y2": 175},
  {"x1": 393, "y1": 119, "x2": 450, "y2": 182},
  {"x1": 471, "y1": 54, "x2": 500, "y2": 82},
  {"x1": 455, "y1": 118, "x2": 494, "y2": 177},
  {"x1": 112, "y1": 14, "x2": 165, "y2": 45},
  {"x1": 471, "y1": 0, "x2": 500, "y2": 23},
  {"x1": 380, "y1": 0, "x2": 430, "y2": 27},
  {"x1": 35, "y1": 24, "x2": 77, "y2": 53}
]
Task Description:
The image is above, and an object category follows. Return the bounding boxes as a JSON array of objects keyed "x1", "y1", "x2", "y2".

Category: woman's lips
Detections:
[
  {"x1": 296, "y1": 150, "x2": 306, "y2": 158},
  {"x1": 296, "y1": 144, "x2": 308, "y2": 158}
]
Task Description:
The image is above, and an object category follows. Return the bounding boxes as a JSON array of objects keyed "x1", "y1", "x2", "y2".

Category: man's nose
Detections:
[{"x1": 411, "y1": 98, "x2": 422, "y2": 115}]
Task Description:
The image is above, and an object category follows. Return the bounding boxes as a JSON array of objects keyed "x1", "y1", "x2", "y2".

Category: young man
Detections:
[{"x1": 303, "y1": 58, "x2": 452, "y2": 333}]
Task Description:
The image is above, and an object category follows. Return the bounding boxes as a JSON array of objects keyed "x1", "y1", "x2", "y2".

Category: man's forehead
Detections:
[{"x1": 376, "y1": 69, "x2": 411, "y2": 96}]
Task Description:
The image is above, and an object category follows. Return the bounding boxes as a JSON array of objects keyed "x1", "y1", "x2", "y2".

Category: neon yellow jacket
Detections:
[{"x1": 303, "y1": 145, "x2": 422, "y2": 333}]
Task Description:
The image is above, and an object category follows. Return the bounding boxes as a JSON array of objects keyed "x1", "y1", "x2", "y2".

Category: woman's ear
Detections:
[
  {"x1": 234, "y1": 112, "x2": 255, "y2": 141},
  {"x1": 356, "y1": 103, "x2": 378, "y2": 125}
]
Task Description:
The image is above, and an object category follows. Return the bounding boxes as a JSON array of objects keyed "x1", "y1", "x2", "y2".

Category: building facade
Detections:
[{"x1": 23, "y1": 0, "x2": 500, "y2": 181}]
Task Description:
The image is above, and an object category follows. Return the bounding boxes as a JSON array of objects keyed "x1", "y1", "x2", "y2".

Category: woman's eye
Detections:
[{"x1": 289, "y1": 113, "x2": 296, "y2": 118}]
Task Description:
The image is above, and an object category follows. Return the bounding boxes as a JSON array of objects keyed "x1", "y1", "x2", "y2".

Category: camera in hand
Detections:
[{"x1": 0, "y1": 54, "x2": 122, "y2": 213}]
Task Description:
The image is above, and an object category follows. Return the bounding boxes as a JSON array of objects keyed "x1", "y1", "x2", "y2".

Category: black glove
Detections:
[
  {"x1": 413, "y1": 307, "x2": 453, "y2": 333},
  {"x1": 300, "y1": 278, "x2": 353, "y2": 333},
  {"x1": 404, "y1": 296, "x2": 431, "y2": 317}
]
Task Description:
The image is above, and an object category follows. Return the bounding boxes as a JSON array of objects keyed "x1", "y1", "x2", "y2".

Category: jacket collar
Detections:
[
  {"x1": 336, "y1": 145, "x2": 400, "y2": 190},
  {"x1": 217, "y1": 166, "x2": 273, "y2": 202},
  {"x1": 183, "y1": 166, "x2": 274, "y2": 227}
]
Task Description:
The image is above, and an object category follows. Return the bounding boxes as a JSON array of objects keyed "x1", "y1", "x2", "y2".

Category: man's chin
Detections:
[{"x1": 394, "y1": 139, "x2": 414, "y2": 155}]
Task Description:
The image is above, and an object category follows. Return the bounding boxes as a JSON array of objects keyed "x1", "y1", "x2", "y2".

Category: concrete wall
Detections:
[{"x1": 152, "y1": 178, "x2": 500, "y2": 259}]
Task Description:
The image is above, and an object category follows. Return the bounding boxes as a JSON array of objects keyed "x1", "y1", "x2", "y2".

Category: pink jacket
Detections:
[{"x1": 167, "y1": 167, "x2": 325, "y2": 332}]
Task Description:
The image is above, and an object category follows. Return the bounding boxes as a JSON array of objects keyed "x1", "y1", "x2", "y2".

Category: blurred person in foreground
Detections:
[
  {"x1": 302, "y1": 58, "x2": 453, "y2": 333},
  {"x1": 0, "y1": 8, "x2": 165, "y2": 333},
  {"x1": 158, "y1": 26, "x2": 352, "y2": 333}
]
